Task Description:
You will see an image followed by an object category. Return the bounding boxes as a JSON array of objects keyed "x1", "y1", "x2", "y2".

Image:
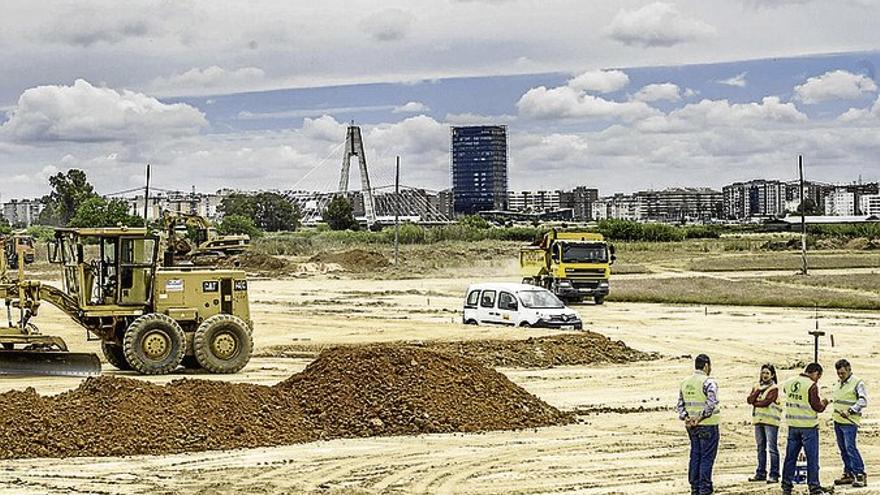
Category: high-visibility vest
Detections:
[
  {"x1": 681, "y1": 373, "x2": 720, "y2": 426},
  {"x1": 753, "y1": 383, "x2": 782, "y2": 427},
  {"x1": 833, "y1": 375, "x2": 864, "y2": 427},
  {"x1": 784, "y1": 376, "x2": 819, "y2": 428}
]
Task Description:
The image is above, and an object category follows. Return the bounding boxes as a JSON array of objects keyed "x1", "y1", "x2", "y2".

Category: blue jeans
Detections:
[
  {"x1": 688, "y1": 425, "x2": 719, "y2": 495},
  {"x1": 782, "y1": 427, "x2": 820, "y2": 491},
  {"x1": 755, "y1": 424, "x2": 780, "y2": 479},
  {"x1": 834, "y1": 423, "x2": 865, "y2": 475}
]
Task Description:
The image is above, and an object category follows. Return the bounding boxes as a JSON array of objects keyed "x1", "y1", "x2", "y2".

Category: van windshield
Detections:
[
  {"x1": 519, "y1": 290, "x2": 565, "y2": 309},
  {"x1": 561, "y1": 243, "x2": 607, "y2": 263}
]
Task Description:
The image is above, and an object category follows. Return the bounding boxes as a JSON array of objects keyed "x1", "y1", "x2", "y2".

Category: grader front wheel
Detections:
[
  {"x1": 123, "y1": 313, "x2": 186, "y2": 375},
  {"x1": 101, "y1": 342, "x2": 131, "y2": 371},
  {"x1": 193, "y1": 314, "x2": 252, "y2": 374}
]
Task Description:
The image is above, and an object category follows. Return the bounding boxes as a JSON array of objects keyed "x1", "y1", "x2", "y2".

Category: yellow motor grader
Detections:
[{"x1": 0, "y1": 227, "x2": 253, "y2": 376}]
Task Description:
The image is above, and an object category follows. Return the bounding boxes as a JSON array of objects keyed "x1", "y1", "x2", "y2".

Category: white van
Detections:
[{"x1": 462, "y1": 283, "x2": 583, "y2": 329}]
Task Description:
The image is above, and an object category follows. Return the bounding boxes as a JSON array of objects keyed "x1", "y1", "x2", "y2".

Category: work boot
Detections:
[
  {"x1": 853, "y1": 474, "x2": 868, "y2": 488},
  {"x1": 767, "y1": 476, "x2": 779, "y2": 484},
  {"x1": 809, "y1": 486, "x2": 834, "y2": 495},
  {"x1": 835, "y1": 472, "x2": 854, "y2": 485},
  {"x1": 749, "y1": 475, "x2": 767, "y2": 482}
]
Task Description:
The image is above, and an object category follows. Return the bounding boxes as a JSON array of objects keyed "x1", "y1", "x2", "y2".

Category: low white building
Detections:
[
  {"x1": 859, "y1": 194, "x2": 880, "y2": 216},
  {"x1": 1, "y1": 199, "x2": 44, "y2": 227}
]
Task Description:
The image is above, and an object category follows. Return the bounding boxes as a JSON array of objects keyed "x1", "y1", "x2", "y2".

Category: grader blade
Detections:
[{"x1": 0, "y1": 351, "x2": 101, "y2": 377}]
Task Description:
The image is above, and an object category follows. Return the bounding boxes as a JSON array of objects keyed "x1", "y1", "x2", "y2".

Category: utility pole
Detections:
[
  {"x1": 799, "y1": 155, "x2": 808, "y2": 275},
  {"x1": 143, "y1": 163, "x2": 151, "y2": 226},
  {"x1": 394, "y1": 156, "x2": 400, "y2": 267}
]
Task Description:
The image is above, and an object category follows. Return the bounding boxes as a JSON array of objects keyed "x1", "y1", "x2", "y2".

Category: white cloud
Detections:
[
  {"x1": 0, "y1": 79, "x2": 207, "y2": 143},
  {"x1": 568, "y1": 70, "x2": 630, "y2": 94},
  {"x1": 150, "y1": 66, "x2": 266, "y2": 96},
  {"x1": 237, "y1": 105, "x2": 397, "y2": 120},
  {"x1": 718, "y1": 72, "x2": 748, "y2": 87},
  {"x1": 392, "y1": 101, "x2": 430, "y2": 113},
  {"x1": 360, "y1": 9, "x2": 415, "y2": 42},
  {"x1": 636, "y1": 96, "x2": 807, "y2": 133},
  {"x1": 633, "y1": 83, "x2": 682, "y2": 102},
  {"x1": 794, "y1": 70, "x2": 878, "y2": 104},
  {"x1": 517, "y1": 85, "x2": 659, "y2": 122},
  {"x1": 838, "y1": 95, "x2": 880, "y2": 122},
  {"x1": 445, "y1": 113, "x2": 517, "y2": 125},
  {"x1": 301, "y1": 115, "x2": 347, "y2": 142},
  {"x1": 605, "y1": 2, "x2": 716, "y2": 48}
]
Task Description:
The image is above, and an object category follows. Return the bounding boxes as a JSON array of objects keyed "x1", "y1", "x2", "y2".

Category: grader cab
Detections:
[{"x1": 0, "y1": 227, "x2": 253, "y2": 376}]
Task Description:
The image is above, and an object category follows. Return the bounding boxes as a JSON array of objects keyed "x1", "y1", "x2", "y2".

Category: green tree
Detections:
[
  {"x1": 39, "y1": 169, "x2": 98, "y2": 226},
  {"x1": 323, "y1": 196, "x2": 359, "y2": 231},
  {"x1": 218, "y1": 214, "x2": 261, "y2": 238},
  {"x1": 68, "y1": 197, "x2": 142, "y2": 228},
  {"x1": 0, "y1": 217, "x2": 11, "y2": 235},
  {"x1": 796, "y1": 199, "x2": 822, "y2": 216},
  {"x1": 218, "y1": 193, "x2": 257, "y2": 219},
  {"x1": 252, "y1": 192, "x2": 300, "y2": 231}
]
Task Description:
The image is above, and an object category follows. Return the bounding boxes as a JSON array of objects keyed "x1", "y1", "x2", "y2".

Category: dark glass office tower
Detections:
[{"x1": 451, "y1": 125, "x2": 508, "y2": 215}]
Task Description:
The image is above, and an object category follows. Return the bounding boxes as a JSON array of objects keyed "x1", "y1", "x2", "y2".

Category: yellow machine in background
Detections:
[
  {"x1": 520, "y1": 230, "x2": 615, "y2": 304},
  {"x1": 161, "y1": 211, "x2": 250, "y2": 266},
  {"x1": 0, "y1": 227, "x2": 253, "y2": 376}
]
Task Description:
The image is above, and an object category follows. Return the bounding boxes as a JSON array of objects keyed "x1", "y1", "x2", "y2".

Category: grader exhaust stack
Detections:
[{"x1": 0, "y1": 236, "x2": 101, "y2": 377}]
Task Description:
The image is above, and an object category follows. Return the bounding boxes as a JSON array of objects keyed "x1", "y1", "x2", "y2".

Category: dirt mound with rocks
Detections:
[
  {"x1": 0, "y1": 346, "x2": 570, "y2": 460},
  {"x1": 308, "y1": 250, "x2": 390, "y2": 271},
  {"x1": 260, "y1": 333, "x2": 658, "y2": 369},
  {"x1": 424, "y1": 333, "x2": 659, "y2": 368}
]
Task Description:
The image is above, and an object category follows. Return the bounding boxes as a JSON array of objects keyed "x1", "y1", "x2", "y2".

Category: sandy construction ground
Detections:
[{"x1": 0, "y1": 273, "x2": 878, "y2": 494}]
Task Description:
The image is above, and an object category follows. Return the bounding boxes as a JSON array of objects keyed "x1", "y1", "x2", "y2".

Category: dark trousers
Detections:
[
  {"x1": 755, "y1": 424, "x2": 780, "y2": 479},
  {"x1": 782, "y1": 427, "x2": 820, "y2": 491},
  {"x1": 834, "y1": 423, "x2": 865, "y2": 475},
  {"x1": 688, "y1": 425, "x2": 719, "y2": 495}
]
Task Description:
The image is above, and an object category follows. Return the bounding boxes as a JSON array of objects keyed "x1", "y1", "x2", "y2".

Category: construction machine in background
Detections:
[
  {"x1": 520, "y1": 230, "x2": 615, "y2": 305},
  {"x1": 0, "y1": 226, "x2": 253, "y2": 376},
  {"x1": 3, "y1": 233, "x2": 36, "y2": 269},
  {"x1": 161, "y1": 211, "x2": 250, "y2": 267}
]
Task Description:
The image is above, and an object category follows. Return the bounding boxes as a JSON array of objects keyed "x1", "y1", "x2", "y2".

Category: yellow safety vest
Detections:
[
  {"x1": 784, "y1": 375, "x2": 819, "y2": 428},
  {"x1": 681, "y1": 373, "x2": 720, "y2": 426},
  {"x1": 753, "y1": 383, "x2": 782, "y2": 427},
  {"x1": 833, "y1": 375, "x2": 863, "y2": 427}
]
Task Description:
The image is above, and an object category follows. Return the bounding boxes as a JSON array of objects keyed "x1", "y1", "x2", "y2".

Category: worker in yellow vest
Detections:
[
  {"x1": 677, "y1": 354, "x2": 720, "y2": 495},
  {"x1": 781, "y1": 363, "x2": 831, "y2": 495},
  {"x1": 747, "y1": 364, "x2": 782, "y2": 484},
  {"x1": 832, "y1": 359, "x2": 868, "y2": 488}
]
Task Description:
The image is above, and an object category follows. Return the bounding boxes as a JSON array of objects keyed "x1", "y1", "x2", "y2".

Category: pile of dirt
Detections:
[
  {"x1": 220, "y1": 252, "x2": 290, "y2": 273},
  {"x1": 424, "y1": 333, "x2": 659, "y2": 368},
  {"x1": 260, "y1": 333, "x2": 658, "y2": 369},
  {"x1": 308, "y1": 249, "x2": 390, "y2": 271},
  {"x1": 0, "y1": 345, "x2": 570, "y2": 460}
]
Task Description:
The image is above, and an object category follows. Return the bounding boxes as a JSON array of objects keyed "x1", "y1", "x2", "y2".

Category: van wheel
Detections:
[
  {"x1": 520, "y1": 322, "x2": 531, "y2": 328},
  {"x1": 594, "y1": 296, "x2": 605, "y2": 305},
  {"x1": 464, "y1": 319, "x2": 478, "y2": 325}
]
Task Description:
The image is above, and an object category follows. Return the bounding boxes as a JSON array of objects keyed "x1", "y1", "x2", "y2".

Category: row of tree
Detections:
[{"x1": 23, "y1": 168, "x2": 360, "y2": 234}]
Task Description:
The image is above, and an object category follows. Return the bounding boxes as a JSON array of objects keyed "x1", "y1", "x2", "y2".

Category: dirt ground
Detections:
[{"x1": 0, "y1": 268, "x2": 878, "y2": 494}]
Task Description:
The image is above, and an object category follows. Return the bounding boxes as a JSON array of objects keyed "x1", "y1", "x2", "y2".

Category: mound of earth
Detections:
[
  {"x1": 308, "y1": 250, "x2": 390, "y2": 271},
  {"x1": 425, "y1": 333, "x2": 659, "y2": 368},
  {"x1": 0, "y1": 346, "x2": 570, "y2": 460},
  {"x1": 260, "y1": 333, "x2": 658, "y2": 369}
]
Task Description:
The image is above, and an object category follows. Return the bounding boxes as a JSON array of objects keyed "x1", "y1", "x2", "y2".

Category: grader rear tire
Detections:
[
  {"x1": 193, "y1": 314, "x2": 252, "y2": 374},
  {"x1": 101, "y1": 342, "x2": 132, "y2": 371},
  {"x1": 123, "y1": 313, "x2": 185, "y2": 375}
]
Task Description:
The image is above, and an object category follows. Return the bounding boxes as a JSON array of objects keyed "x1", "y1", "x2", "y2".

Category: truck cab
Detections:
[{"x1": 520, "y1": 231, "x2": 615, "y2": 304}]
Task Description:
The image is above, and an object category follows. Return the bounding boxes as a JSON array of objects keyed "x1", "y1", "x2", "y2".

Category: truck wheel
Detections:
[
  {"x1": 123, "y1": 313, "x2": 186, "y2": 375},
  {"x1": 594, "y1": 296, "x2": 605, "y2": 305},
  {"x1": 193, "y1": 314, "x2": 252, "y2": 374},
  {"x1": 101, "y1": 342, "x2": 131, "y2": 371},
  {"x1": 464, "y1": 319, "x2": 478, "y2": 325}
]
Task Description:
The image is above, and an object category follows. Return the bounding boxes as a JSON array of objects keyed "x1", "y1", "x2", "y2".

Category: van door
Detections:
[
  {"x1": 496, "y1": 292, "x2": 519, "y2": 326},
  {"x1": 478, "y1": 289, "x2": 498, "y2": 324},
  {"x1": 464, "y1": 289, "x2": 481, "y2": 323}
]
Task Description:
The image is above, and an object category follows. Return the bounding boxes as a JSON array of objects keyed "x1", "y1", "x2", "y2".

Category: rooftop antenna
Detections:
[{"x1": 143, "y1": 163, "x2": 151, "y2": 226}]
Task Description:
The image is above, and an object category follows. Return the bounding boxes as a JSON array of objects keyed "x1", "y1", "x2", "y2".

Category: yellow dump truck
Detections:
[{"x1": 520, "y1": 231, "x2": 615, "y2": 304}]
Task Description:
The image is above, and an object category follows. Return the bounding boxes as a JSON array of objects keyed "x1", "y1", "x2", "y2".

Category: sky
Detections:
[{"x1": 1, "y1": 0, "x2": 879, "y2": 200}]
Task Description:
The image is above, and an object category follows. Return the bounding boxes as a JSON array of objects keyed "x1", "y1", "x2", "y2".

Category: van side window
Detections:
[
  {"x1": 480, "y1": 290, "x2": 496, "y2": 308},
  {"x1": 498, "y1": 292, "x2": 517, "y2": 311},
  {"x1": 466, "y1": 290, "x2": 480, "y2": 308}
]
